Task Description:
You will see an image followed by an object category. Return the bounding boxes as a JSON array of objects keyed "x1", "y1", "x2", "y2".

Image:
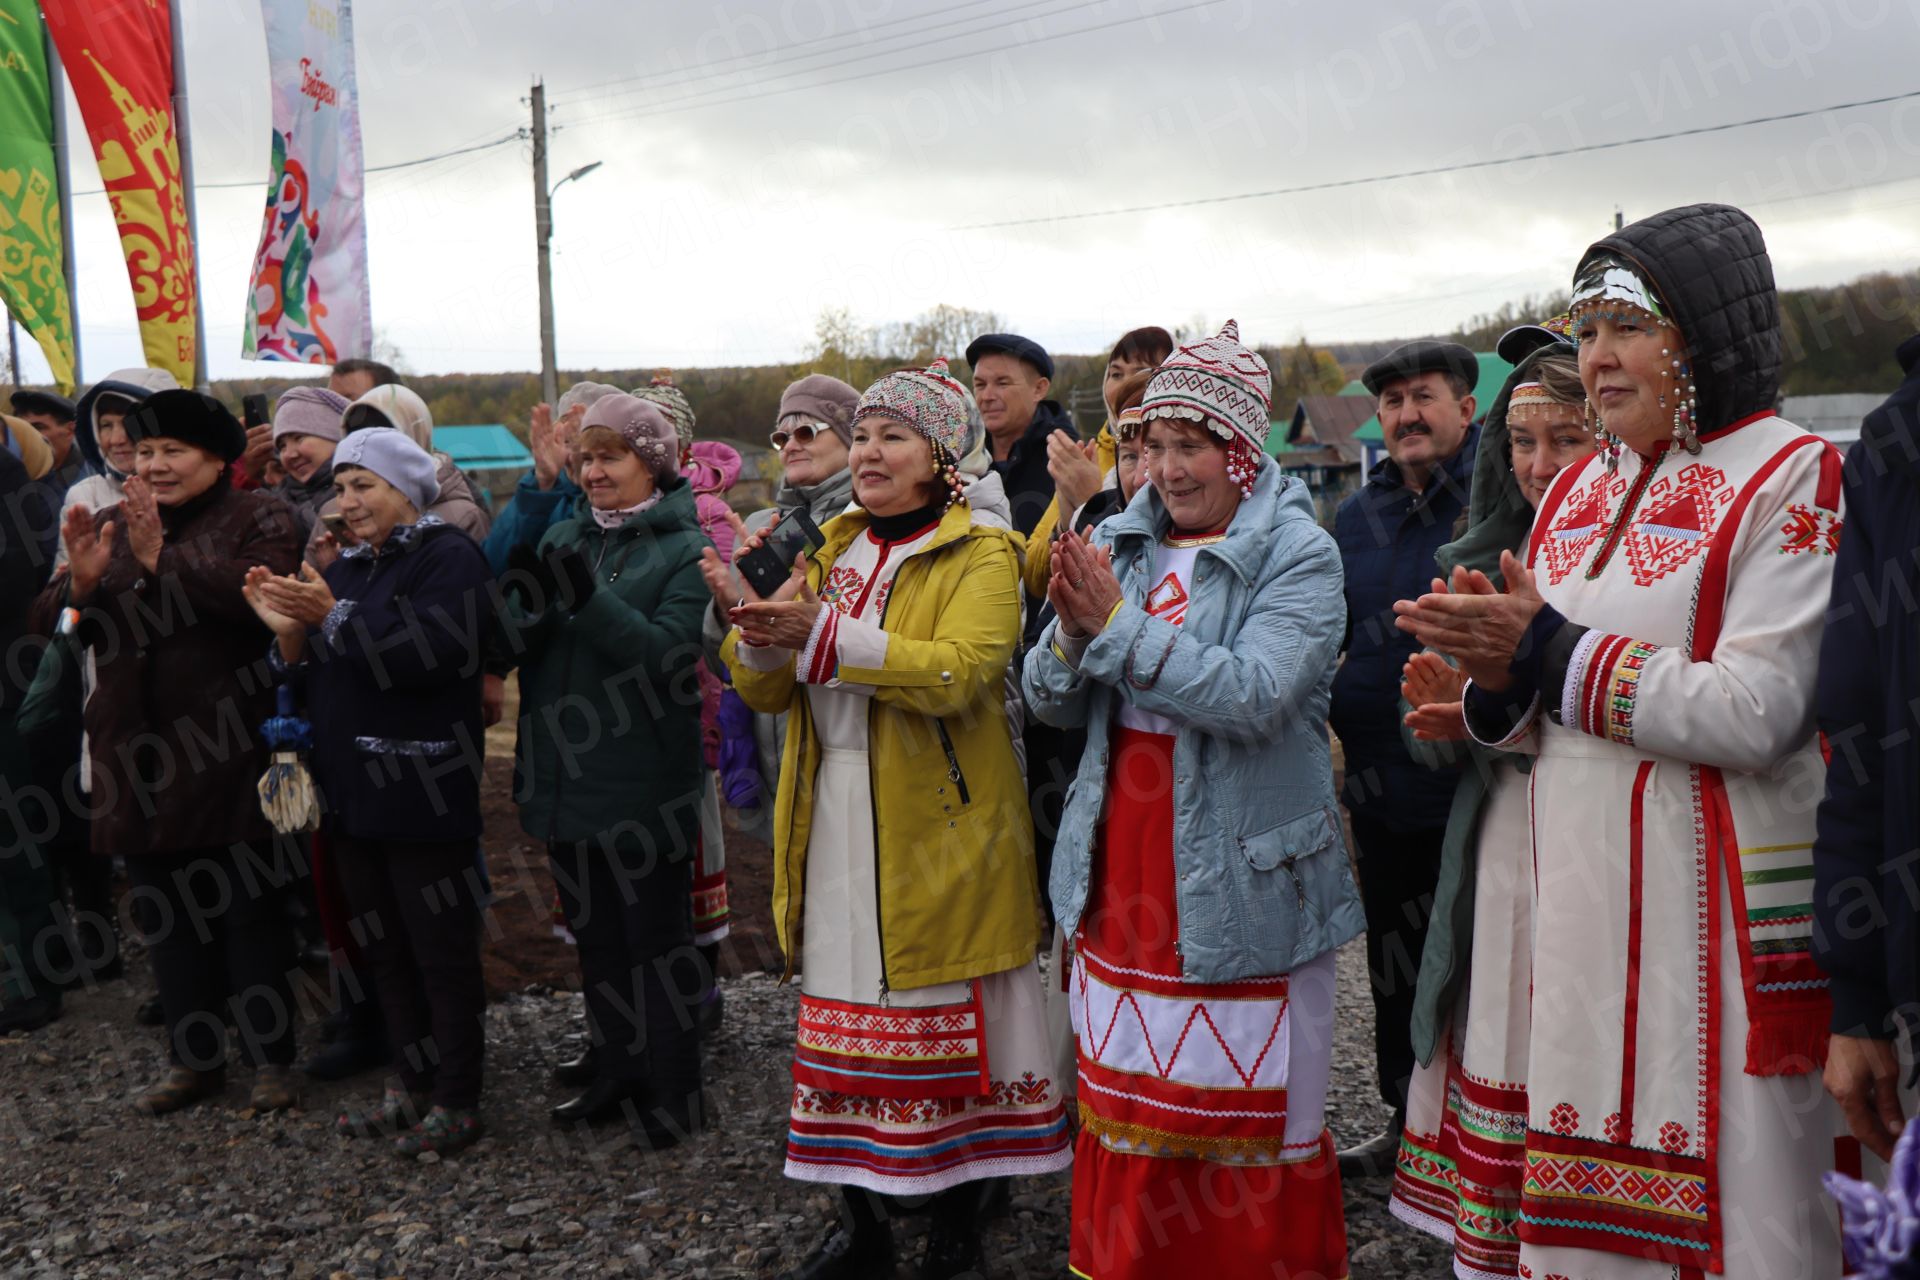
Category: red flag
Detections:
[{"x1": 41, "y1": 0, "x2": 197, "y2": 385}]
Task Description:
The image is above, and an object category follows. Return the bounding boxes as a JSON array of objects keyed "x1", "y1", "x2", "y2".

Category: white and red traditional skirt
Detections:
[
  {"x1": 783, "y1": 741, "x2": 1072, "y2": 1195},
  {"x1": 1068, "y1": 727, "x2": 1349, "y2": 1280},
  {"x1": 1391, "y1": 763, "x2": 1534, "y2": 1280}
]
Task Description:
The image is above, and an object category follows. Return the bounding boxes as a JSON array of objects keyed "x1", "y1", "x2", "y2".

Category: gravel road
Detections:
[{"x1": 0, "y1": 936, "x2": 1449, "y2": 1278}]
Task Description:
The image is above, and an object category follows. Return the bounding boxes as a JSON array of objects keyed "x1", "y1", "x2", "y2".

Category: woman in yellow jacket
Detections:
[{"x1": 711, "y1": 359, "x2": 1070, "y2": 1280}]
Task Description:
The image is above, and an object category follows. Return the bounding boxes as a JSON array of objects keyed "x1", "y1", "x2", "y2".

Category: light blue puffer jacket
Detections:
[{"x1": 1023, "y1": 457, "x2": 1364, "y2": 981}]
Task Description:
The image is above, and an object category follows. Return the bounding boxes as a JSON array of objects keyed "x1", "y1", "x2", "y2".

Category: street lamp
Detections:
[
  {"x1": 552, "y1": 161, "x2": 602, "y2": 198},
  {"x1": 535, "y1": 152, "x2": 604, "y2": 406}
]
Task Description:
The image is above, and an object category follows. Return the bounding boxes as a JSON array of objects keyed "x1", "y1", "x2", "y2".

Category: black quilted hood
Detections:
[{"x1": 1576, "y1": 203, "x2": 1781, "y2": 433}]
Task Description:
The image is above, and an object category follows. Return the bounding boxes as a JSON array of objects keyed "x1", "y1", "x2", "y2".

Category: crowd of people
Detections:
[{"x1": 0, "y1": 199, "x2": 1917, "y2": 1280}]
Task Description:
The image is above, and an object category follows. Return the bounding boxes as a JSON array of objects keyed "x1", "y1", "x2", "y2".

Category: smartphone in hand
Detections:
[{"x1": 737, "y1": 508, "x2": 825, "y2": 599}]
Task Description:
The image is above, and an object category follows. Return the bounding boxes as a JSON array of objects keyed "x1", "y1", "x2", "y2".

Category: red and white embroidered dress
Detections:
[
  {"x1": 1474, "y1": 415, "x2": 1850, "y2": 1279},
  {"x1": 1066, "y1": 535, "x2": 1349, "y2": 1280},
  {"x1": 738, "y1": 520, "x2": 1072, "y2": 1195},
  {"x1": 1391, "y1": 755, "x2": 1535, "y2": 1279}
]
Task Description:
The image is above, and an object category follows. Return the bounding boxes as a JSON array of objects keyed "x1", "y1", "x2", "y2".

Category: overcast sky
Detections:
[{"x1": 32, "y1": 0, "x2": 1920, "y2": 386}]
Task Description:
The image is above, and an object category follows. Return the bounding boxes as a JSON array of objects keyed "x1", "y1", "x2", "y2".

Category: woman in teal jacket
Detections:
[{"x1": 498, "y1": 393, "x2": 711, "y2": 1149}]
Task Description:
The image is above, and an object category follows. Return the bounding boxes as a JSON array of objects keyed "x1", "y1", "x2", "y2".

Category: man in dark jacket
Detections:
[
  {"x1": 1329, "y1": 339, "x2": 1480, "y2": 1174},
  {"x1": 12, "y1": 389, "x2": 86, "y2": 517},
  {"x1": 968, "y1": 332, "x2": 1080, "y2": 936},
  {"x1": 966, "y1": 332, "x2": 1077, "y2": 537},
  {"x1": 1813, "y1": 332, "x2": 1920, "y2": 1162}
]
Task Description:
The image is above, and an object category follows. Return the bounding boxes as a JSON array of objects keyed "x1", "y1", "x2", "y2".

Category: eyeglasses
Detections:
[{"x1": 770, "y1": 421, "x2": 828, "y2": 450}]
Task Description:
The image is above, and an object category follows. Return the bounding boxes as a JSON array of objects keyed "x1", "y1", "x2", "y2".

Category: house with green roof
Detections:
[{"x1": 1265, "y1": 351, "x2": 1516, "y2": 524}]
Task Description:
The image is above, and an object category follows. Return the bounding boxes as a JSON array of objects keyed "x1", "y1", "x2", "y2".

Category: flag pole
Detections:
[
  {"x1": 166, "y1": 0, "x2": 207, "y2": 390},
  {"x1": 44, "y1": 26, "x2": 80, "y2": 386}
]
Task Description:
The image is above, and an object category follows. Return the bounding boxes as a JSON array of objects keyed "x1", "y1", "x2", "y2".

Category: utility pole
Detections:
[
  {"x1": 8, "y1": 317, "x2": 18, "y2": 389},
  {"x1": 532, "y1": 77, "x2": 557, "y2": 408},
  {"x1": 1614, "y1": 206, "x2": 1624, "y2": 231}
]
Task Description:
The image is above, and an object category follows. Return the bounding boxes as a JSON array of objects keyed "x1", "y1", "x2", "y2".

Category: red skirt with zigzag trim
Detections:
[{"x1": 1068, "y1": 728, "x2": 1348, "y2": 1280}]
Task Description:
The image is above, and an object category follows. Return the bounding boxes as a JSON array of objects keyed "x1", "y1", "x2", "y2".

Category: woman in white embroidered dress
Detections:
[
  {"x1": 1389, "y1": 340, "x2": 1596, "y2": 1279},
  {"x1": 1397, "y1": 203, "x2": 1849, "y2": 1280},
  {"x1": 713, "y1": 359, "x2": 1070, "y2": 1280}
]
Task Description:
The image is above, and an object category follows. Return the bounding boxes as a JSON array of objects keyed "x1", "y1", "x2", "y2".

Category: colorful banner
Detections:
[
  {"x1": 0, "y1": 0, "x2": 74, "y2": 391},
  {"x1": 41, "y1": 0, "x2": 196, "y2": 387},
  {"x1": 243, "y1": 0, "x2": 369, "y2": 365}
]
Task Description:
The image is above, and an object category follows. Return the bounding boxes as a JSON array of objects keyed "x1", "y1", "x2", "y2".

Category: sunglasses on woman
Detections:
[{"x1": 770, "y1": 421, "x2": 829, "y2": 450}]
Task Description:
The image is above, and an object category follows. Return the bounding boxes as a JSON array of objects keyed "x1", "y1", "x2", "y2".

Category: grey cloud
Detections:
[{"x1": 49, "y1": 0, "x2": 1920, "y2": 381}]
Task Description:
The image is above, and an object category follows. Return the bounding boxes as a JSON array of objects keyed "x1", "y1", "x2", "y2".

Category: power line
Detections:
[
  {"x1": 551, "y1": 0, "x2": 1028, "y2": 102},
  {"x1": 553, "y1": 0, "x2": 1116, "y2": 107},
  {"x1": 559, "y1": 0, "x2": 1102, "y2": 120},
  {"x1": 951, "y1": 88, "x2": 1920, "y2": 230},
  {"x1": 1741, "y1": 167, "x2": 1920, "y2": 210},
  {"x1": 68, "y1": 129, "x2": 524, "y2": 198},
  {"x1": 1237, "y1": 184, "x2": 1920, "y2": 336},
  {"x1": 563, "y1": 0, "x2": 1226, "y2": 127}
]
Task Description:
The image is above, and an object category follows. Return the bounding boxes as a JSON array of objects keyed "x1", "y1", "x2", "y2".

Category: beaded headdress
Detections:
[
  {"x1": 1506, "y1": 381, "x2": 1556, "y2": 419},
  {"x1": 1570, "y1": 254, "x2": 1698, "y2": 468}
]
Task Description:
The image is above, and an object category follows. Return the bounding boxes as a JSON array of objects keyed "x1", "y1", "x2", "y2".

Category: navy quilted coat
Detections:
[{"x1": 1813, "y1": 332, "x2": 1920, "y2": 1040}]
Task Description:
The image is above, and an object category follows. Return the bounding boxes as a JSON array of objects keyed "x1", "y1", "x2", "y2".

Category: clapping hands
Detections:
[
  {"x1": 1047, "y1": 527, "x2": 1123, "y2": 639},
  {"x1": 1046, "y1": 433, "x2": 1104, "y2": 516},
  {"x1": 121, "y1": 476, "x2": 165, "y2": 574},
  {"x1": 1401, "y1": 651, "x2": 1469, "y2": 742},
  {"x1": 1391, "y1": 552, "x2": 1547, "y2": 693},
  {"x1": 243, "y1": 562, "x2": 337, "y2": 631}
]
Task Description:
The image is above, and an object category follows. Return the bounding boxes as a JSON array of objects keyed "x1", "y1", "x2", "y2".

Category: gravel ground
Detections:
[{"x1": 0, "y1": 938, "x2": 1448, "y2": 1278}]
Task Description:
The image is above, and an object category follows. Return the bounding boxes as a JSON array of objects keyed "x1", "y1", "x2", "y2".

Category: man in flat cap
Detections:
[
  {"x1": 966, "y1": 332, "x2": 1077, "y2": 538},
  {"x1": 1329, "y1": 338, "x2": 1481, "y2": 1175},
  {"x1": 12, "y1": 389, "x2": 86, "y2": 520}
]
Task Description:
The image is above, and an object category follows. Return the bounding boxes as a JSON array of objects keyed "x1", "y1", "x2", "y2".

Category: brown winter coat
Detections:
[{"x1": 31, "y1": 478, "x2": 301, "y2": 857}]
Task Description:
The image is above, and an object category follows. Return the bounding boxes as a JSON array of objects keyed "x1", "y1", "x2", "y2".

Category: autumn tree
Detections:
[{"x1": 1262, "y1": 339, "x2": 1348, "y2": 421}]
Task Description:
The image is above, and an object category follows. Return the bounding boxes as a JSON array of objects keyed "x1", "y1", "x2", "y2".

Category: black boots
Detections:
[
  {"x1": 0, "y1": 993, "x2": 60, "y2": 1035},
  {"x1": 551, "y1": 1078, "x2": 647, "y2": 1125},
  {"x1": 919, "y1": 1187, "x2": 987, "y2": 1280},
  {"x1": 301, "y1": 969, "x2": 388, "y2": 1081},
  {"x1": 777, "y1": 1189, "x2": 894, "y2": 1280},
  {"x1": 630, "y1": 1087, "x2": 709, "y2": 1152},
  {"x1": 776, "y1": 1186, "x2": 986, "y2": 1280},
  {"x1": 552, "y1": 1044, "x2": 597, "y2": 1088},
  {"x1": 630, "y1": 950, "x2": 707, "y2": 1150},
  {"x1": 1336, "y1": 1105, "x2": 1407, "y2": 1178}
]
